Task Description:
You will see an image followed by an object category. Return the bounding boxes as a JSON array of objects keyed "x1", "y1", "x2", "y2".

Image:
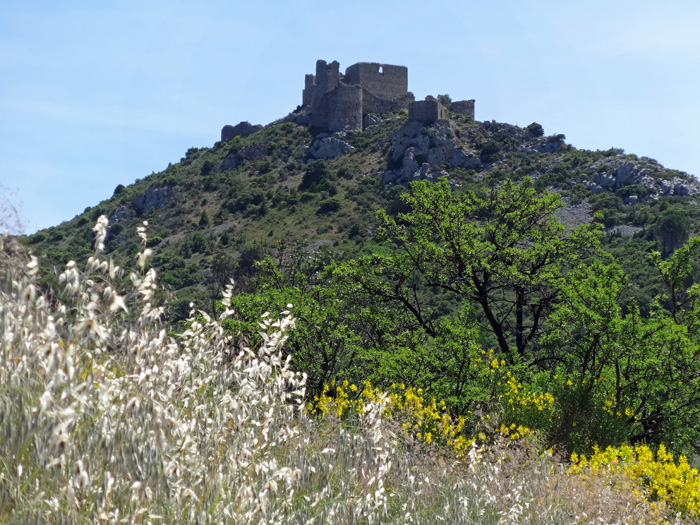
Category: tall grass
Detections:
[{"x1": 0, "y1": 218, "x2": 692, "y2": 523}]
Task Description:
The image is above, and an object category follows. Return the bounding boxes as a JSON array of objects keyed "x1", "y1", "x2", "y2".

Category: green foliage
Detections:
[
  {"x1": 21, "y1": 110, "x2": 700, "y2": 459},
  {"x1": 199, "y1": 210, "x2": 211, "y2": 228},
  {"x1": 182, "y1": 232, "x2": 209, "y2": 256},
  {"x1": 366, "y1": 177, "x2": 600, "y2": 363},
  {"x1": 200, "y1": 159, "x2": 214, "y2": 176},
  {"x1": 526, "y1": 122, "x2": 544, "y2": 137},
  {"x1": 655, "y1": 208, "x2": 690, "y2": 256},
  {"x1": 479, "y1": 140, "x2": 501, "y2": 163},
  {"x1": 28, "y1": 232, "x2": 47, "y2": 244},
  {"x1": 437, "y1": 94, "x2": 452, "y2": 106},
  {"x1": 316, "y1": 197, "x2": 341, "y2": 215},
  {"x1": 298, "y1": 160, "x2": 335, "y2": 193}
]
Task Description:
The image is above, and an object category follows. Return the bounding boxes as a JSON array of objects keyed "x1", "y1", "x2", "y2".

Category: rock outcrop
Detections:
[
  {"x1": 585, "y1": 158, "x2": 700, "y2": 202},
  {"x1": 308, "y1": 133, "x2": 355, "y2": 160},
  {"x1": 220, "y1": 121, "x2": 262, "y2": 142},
  {"x1": 382, "y1": 119, "x2": 478, "y2": 186}
]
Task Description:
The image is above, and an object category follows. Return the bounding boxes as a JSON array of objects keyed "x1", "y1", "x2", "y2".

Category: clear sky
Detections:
[{"x1": 2, "y1": 0, "x2": 700, "y2": 234}]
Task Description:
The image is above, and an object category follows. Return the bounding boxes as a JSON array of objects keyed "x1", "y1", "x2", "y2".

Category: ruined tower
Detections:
[{"x1": 302, "y1": 59, "x2": 415, "y2": 132}]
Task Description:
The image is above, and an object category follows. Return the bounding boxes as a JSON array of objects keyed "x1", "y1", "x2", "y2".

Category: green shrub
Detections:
[{"x1": 526, "y1": 122, "x2": 544, "y2": 137}]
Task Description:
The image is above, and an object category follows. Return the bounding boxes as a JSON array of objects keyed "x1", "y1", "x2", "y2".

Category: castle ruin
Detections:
[
  {"x1": 302, "y1": 59, "x2": 475, "y2": 131},
  {"x1": 221, "y1": 60, "x2": 476, "y2": 141},
  {"x1": 302, "y1": 60, "x2": 415, "y2": 132}
]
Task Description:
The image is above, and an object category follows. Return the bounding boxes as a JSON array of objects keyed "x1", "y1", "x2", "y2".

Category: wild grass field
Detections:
[{"x1": 1, "y1": 217, "x2": 698, "y2": 523}]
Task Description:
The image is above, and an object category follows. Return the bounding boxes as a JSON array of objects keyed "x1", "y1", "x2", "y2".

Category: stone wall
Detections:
[
  {"x1": 300, "y1": 59, "x2": 476, "y2": 132},
  {"x1": 303, "y1": 74, "x2": 316, "y2": 107},
  {"x1": 327, "y1": 84, "x2": 363, "y2": 132},
  {"x1": 311, "y1": 84, "x2": 363, "y2": 132},
  {"x1": 344, "y1": 62, "x2": 408, "y2": 99},
  {"x1": 362, "y1": 90, "x2": 415, "y2": 115},
  {"x1": 314, "y1": 60, "x2": 340, "y2": 104},
  {"x1": 408, "y1": 97, "x2": 446, "y2": 123},
  {"x1": 449, "y1": 100, "x2": 475, "y2": 119}
]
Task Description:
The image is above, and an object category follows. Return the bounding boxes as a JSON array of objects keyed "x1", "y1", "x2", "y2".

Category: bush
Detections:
[
  {"x1": 28, "y1": 232, "x2": 46, "y2": 244},
  {"x1": 0, "y1": 218, "x2": 692, "y2": 523},
  {"x1": 299, "y1": 160, "x2": 334, "y2": 192},
  {"x1": 437, "y1": 94, "x2": 452, "y2": 106},
  {"x1": 200, "y1": 160, "x2": 214, "y2": 176},
  {"x1": 316, "y1": 198, "x2": 341, "y2": 215},
  {"x1": 526, "y1": 122, "x2": 545, "y2": 137}
]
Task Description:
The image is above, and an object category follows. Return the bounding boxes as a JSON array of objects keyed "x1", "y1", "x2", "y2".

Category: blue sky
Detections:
[{"x1": 2, "y1": 0, "x2": 700, "y2": 234}]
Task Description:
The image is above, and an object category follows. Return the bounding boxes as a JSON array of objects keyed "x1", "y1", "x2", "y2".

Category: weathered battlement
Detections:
[
  {"x1": 409, "y1": 96, "x2": 446, "y2": 123},
  {"x1": 302, "y1": 59, "x2": 416, "y2": 132},
  {"x1": 343, "y1": 62, "x2": 408, "y2": 100},
  {"x1": 448, "y1": 99, "x2": 475, "y2": 119},
  {"x1": 301, "y1": 59, "x2": 475, "y2": 132}
]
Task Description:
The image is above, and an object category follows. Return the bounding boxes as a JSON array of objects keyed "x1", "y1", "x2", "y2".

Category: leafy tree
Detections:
[
  {"x1": 227, "y1": 246, "x2": 387, "y2": 395},
  {"x1": 338, "y1": 178, "x2": 601, "y2": 364},
  {"x1": 317, "y1": 198, "x2": 341, "y2": 215},
  {"x1": 526, "y1": 122, "x2": 544, "y2": 137},
  {"x1": 437, "y1": 94, "x2": 452, "y2": 107},
  {"x1": 199, "y1": 210, "x2": 211, "y2": 228},
  {"x1": 299, "y1": 160, "x2": 332, "y2": 192},
  {"x1": 655, "y1": 208, "x2": 690, "y2": 256},
  {"x1": 542, "y1": 240, "x2": 700, "y2": 453}
]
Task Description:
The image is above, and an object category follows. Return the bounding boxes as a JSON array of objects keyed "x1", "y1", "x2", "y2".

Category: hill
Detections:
[
  {"x1": 25, "y1": 101, "x2": 700, "y2": 320},
  {"x1": 13, "y1": 61, "x2": 700, "y2": 520}
]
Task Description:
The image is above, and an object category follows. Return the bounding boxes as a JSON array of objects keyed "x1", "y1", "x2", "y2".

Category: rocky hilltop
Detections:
[{"x1": 27, "y1": 59, "x2": 700, "y2": 318}]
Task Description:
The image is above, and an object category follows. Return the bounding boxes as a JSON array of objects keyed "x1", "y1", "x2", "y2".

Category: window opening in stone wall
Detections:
[{"x1": 378, "y1": 66, "x2": 384, "y2": 74}]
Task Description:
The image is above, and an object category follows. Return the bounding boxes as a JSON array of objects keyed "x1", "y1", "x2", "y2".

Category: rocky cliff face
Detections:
[{"x1": 585, "y1": 158, "x2": 699, "y2": 202}]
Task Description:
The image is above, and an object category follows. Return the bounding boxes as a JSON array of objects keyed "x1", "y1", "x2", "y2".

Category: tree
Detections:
[
  {"x1": 337, "y1": 178, "x2": 601, "y2": 364},
  {"x1": 437, "y1": 94, "x2": 452, "y2": 107},
  {"x1": 199, "y1": 210, "x2": 211, "y2": 228},
  {"x1": 526, "y1": 122, "x2": 544, "y2": 137},
  {"x1": 542, "y1": 239, "x2": 700, "y2": 452},
  {"x1": 655, "y1": 208, "x2": 689, "y2": 256},
  {"x1": 226, "y1": 246, "x2": 397, "y2": 395}
]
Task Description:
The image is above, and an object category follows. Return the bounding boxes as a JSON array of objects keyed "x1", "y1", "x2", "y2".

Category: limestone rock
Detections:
[
  {"x1": 110, "y1": 205, "x2": 134, "y2": 224},
  {"x1": 448, "y1": 148, "x2": 480, "y2": 170},
  {"x1": 363, "y1": 113, "x2": 382, "y2": 128},
  {"x1": 220, "y1": 121, "x2": 262, "y2": 142},
  {"x1": 587, "y1": 157, "x2": 700, "y2": 203},
  {"x1": 308, "y1": 133, "x2": 355, "y2": 160},
  {"x1": 383, "y1": 119, "x2": 479, "y2": 187},
  {"x1": 134, "y1": 185, "x2": 173, "y2": 215},
  {"x1": 221, "y1": 152, "x2": 239, "y2": 171},
  {"x1": 391, "y1": 120, "x2": 459, "y2": 165},
  {"x1": 238, "y1": 144, "x2": 266, "y2": 161}
]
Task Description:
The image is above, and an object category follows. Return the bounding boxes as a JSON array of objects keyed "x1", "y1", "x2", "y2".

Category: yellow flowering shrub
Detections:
[
  {"x1": 498, "y1": 370, "x2": 556, "y2": 432},
  {"x1": 308, "y1": 380, "x2": 475, "y2": 457},
  {"x1": 569, "y1": 443, "x2": 700, "y2": 518}
]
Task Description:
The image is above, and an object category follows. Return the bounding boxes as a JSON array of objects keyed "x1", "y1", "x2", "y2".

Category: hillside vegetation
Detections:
[
  {"x1": 1, "y1": 226, "x2": 698, "y2": 522},
  {"x1": 13, "y1": 108, "x2": 700, "y2": 521},
  {"x1": 25, "y1": 110, "x2": 700, "y2": 319}
]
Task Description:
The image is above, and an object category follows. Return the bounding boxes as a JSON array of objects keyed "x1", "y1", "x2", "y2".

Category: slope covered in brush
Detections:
[{"x1": 25, "y1": 109, "x2": 700, "y2": 320}]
